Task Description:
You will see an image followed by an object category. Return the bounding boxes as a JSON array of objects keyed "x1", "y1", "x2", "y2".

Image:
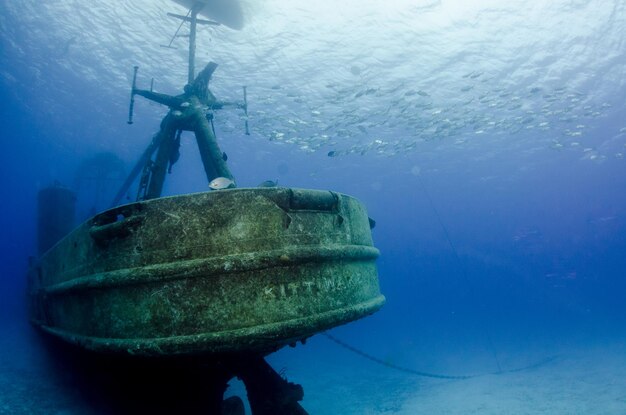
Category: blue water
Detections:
[{"x1": 1, "y1": 0, "x2": 626, "y2": 413}]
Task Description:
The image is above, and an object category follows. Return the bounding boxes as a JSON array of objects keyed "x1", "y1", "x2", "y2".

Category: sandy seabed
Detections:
[
  {"x1": 266, "y1": 336, "x2": 626, "y2": 414},
  {"x1": 1, "y1": 322, "x2": 625, "y2": 414}
]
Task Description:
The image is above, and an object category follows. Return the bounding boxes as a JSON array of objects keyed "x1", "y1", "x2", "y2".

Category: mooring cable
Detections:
[
  {"x1": 415, "y1": 173, "x2": 503, "y2": 373},
  {"x1": 322, "y1": 332, "x2": 559, "y2": 380},
  {"x1": 321, "y1": 332, "x2": 473, "y2": 379}
]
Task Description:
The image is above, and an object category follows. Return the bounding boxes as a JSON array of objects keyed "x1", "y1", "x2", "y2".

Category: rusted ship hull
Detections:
[{"x1": 28, "y1": 187, "x2": 384, "y2": 357}]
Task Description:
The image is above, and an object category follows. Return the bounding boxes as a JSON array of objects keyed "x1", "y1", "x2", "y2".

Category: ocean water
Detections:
[{"x1": 1, "y1": 0, "x2": 626, "y2": 413}]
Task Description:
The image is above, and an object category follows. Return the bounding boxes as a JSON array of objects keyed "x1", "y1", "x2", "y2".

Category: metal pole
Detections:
[
  {"x1": 194, "y1": 111, "x2": 234, "y2": 183},
  {"x1": 127, "y1": 66, "x2": 139, "y2": 124},
  {"x1": 243, "y1": 86, "x2": 250, "y2": 135},
  {"x1": 188, "y1": 9, "x2": 198, "y2": 84},
  {"x1": 145, "y1": 118, "x2": 179, "y2": 200}
]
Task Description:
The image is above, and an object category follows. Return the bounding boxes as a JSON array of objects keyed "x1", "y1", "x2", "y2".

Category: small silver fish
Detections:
[
  {"x1": 180, "y1": 101, "x2": 190, "y2": 108},
  {"x1": 209, "y1": 177, "x2": 235, "y2": 190}
]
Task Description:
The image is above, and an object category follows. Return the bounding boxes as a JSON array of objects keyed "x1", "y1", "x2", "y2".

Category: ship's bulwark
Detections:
[{"x1": 28, "y1": 187, "x2": 384, "y2": 357}]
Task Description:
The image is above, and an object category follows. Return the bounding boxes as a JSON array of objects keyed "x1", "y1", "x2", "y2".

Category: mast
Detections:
[{"x1": 188, "y1": 8, "x2": 198, "y2": 83}]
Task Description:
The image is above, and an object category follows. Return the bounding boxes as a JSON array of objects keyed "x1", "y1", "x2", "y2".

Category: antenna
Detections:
[
  {"x1": 243, "y1": 86, "x2": 250, "y2": 135},
  {"x1": 127, "y1": 65, "x2": 139, "y2": 124},
  {"x1": 164, "y1": 10, "x2": 220, "y2": 83}
]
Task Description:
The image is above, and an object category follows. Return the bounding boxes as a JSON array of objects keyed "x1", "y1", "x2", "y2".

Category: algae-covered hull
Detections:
[{"x1": 28, "y1": 188, "x2": 384, "y2": 357}]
